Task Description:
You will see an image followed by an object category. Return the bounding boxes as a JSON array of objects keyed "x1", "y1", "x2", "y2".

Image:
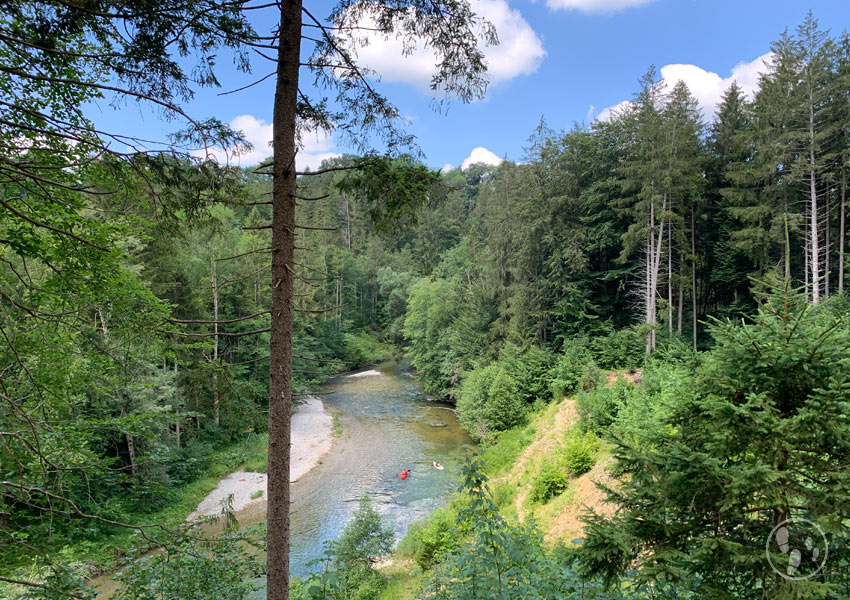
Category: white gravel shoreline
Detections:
[
  {"x1": 187, "y1": 396, "x2": 333, "y2": 521},
  {"x1": 347, "y1": 369, "x2": 381, "y2": 377}
]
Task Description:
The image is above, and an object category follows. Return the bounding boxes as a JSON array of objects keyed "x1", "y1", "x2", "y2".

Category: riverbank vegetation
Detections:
[
  {"x1": 360, "y1": 281, "x2": 850, "y2": 600},
  {"x1": 3, "y1": 6, "x2": 850, "y2": 599}
]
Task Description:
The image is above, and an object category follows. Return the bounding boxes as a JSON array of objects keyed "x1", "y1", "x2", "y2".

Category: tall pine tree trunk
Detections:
[
  {"x1": 667, "y1": 226, "x2": 672, "y2": 335},
  {"x1": 677, "y1": 253, "x2": 683, "y2": 335},
  {"x1": 691, "y1": 209, "x2": 697, "y2": 350},
  {"x1": 645, "y1": 194, "x2": 666, "y2": 354},
  {"x1": 825, "y1": 196, "x2": 830, "y2": 298},
  {"x1": 838, "y1": 167, "x2": 847, "y2": 294},
  {"x1": 120, "y1": 403, "x2": 137, "y2": 478},
  {"x1": 211, "y1": 243, "x2": 220, "y2": 426},
  {"x1": 645, "y1": 209, "x2": 653, "y2": 356},
  {"x1": 268, "y1": 2, "x2": 301, "y2": 598},
  {"x1": 343, "y1": 194, "x2": 352, "y2": 250},
  {"x1": 805, "y1": 201, "x2": 810, "y2": 299}
]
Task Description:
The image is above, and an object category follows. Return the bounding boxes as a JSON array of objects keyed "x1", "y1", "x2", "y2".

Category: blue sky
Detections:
[{"x1": 87, "y1": 0, "x2": 848, "y2": 172}]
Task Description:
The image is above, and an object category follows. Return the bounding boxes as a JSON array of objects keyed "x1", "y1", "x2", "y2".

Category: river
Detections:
[
  {"x1": 95, "y1": 360, "x2": 472, "y2": 596},
  {"x1": 281, "y1": 360, "x2": 472, "y2": 575}
]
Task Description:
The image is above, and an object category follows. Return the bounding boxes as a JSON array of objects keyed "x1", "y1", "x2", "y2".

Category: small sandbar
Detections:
[
  {"x1": 347, "y1": 369, "x2": 382, "y2": 377},
  {"x1": 291, "y1": 397, "x2": 333, "y2": 481},
  {"x1": 187, "y1": 397, "x2": 332, "y2": 521}
]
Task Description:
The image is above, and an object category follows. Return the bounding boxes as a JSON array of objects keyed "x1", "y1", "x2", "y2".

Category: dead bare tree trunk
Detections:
[
  {"x1": 809, "y1": 89, "x2": 820, "y2": 304},
  {"x1": 644, "y1": 194, "x2": 666, "y2": 354},
  {"x1": 825, "y1": 194, "x2": 831, "y2": 298},
  {"x1": 805, "y1": 199, "x2": 810, "y2": 300},
  {"x1": 645, "y1": 206, "x2": 653, "y2": 356},
  {"x1": 268, "y1": 1, "x2": 301, "y2": 598},
  {"x1": 120, "y1": 403, "x2": 137, "y2": 478},
  {"x1": 667, "y1": 225, "x2": 672, "y2": 336}
]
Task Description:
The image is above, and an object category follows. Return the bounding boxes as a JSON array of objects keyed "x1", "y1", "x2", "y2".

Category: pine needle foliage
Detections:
[{"x1": 581, "y1": 280, "x2": 850, "y2": 599}]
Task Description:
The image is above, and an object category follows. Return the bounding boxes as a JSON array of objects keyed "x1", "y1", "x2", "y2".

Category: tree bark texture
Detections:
[{"x1": 268, "y1": 1, "x2": 301, "y2": 598}]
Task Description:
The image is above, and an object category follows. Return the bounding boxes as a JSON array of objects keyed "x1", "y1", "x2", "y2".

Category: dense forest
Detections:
[{"x1": 2, "y1": 5, "x2": 850, "y2": 600}]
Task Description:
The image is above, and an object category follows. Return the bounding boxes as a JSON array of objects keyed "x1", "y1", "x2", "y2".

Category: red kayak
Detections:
[{"x1": 398, "y1": 469, "x2": 409, "y2": 480}]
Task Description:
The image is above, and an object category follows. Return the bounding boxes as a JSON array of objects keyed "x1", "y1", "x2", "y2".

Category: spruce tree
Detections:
[
  {"x1": 712, "y1": 82, "x2": 759, "y2": 303},
  {"x1": 661, "y1": 80, "x2": 704, "y2": 346},
  {"x1": 582, "y1": 281, "x2": 850, "y2": 599}
]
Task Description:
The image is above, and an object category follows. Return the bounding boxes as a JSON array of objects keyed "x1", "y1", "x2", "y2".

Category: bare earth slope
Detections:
[{"x1": 495, "y1": 372, "x2": 639, "y2": 542}]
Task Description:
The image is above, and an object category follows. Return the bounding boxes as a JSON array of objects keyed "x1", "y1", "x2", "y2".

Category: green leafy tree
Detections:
[
  {"x1": 331, "y1": 498, "x2": 394, "y2": 566},
  {"x1": 457, "y1": 363, "x2": 524, "y2": 441},
  {"x1": 295, "y1": 497, "x2": 393, "y2": 600},
  {"x1": 113, "y1": 524, "x2": 266, "y2": 600}
]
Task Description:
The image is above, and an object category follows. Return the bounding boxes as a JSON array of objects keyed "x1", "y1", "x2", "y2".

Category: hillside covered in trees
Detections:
[{"x1": 2, "y1": 6, "x2": 850, "y2": 600}]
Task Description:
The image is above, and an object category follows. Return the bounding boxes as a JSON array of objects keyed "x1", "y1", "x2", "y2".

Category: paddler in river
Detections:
[{"x1": 396, "y1": 468, "x2": 410, "y2": 479}]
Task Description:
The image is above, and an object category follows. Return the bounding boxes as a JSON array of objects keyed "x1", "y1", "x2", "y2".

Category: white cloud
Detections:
[
  {"x1": 192, "y1": 114, "x2": 340, "y2": 170},
  {"x1": 461, "y1": 147, "x2": 503, "y2": 170},
  {"x1": 441, "y1": 163, "x2": 454, "y2": 173},
  {"x1": 595, "y1": 53, "x2": 772, "y2": 122},
  {"x1": 546, "y1": 0, "x2": 656, "y2": 14},
  {"x1": 343, "y1": 0, "x2": 545, "y2": 95},
  {"x1": 297, "y1": 127, "x2": 341, "y2": 171},
  {"x1": 660, "y1": 52, "x2": 771, "y2": 118},
  {"x1": 596, "y1": 100, "x2": 632, "y2": 122}
]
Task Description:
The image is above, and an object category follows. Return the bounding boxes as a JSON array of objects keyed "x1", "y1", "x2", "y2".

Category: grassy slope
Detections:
[
  {"x1": 380, "y1": 374, "x2": 634, "y2": 599},
  {"x1": 488, "y1": 396, "x2": 615, "y2": 540}
]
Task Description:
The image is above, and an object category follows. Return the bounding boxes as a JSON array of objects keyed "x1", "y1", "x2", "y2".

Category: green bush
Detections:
[
  {"x1": 499, "y1": 343, "x2": 556, "y2": 403},
  {"x1": 549, "y1": 341, "x2": 593, "y2": 399},
  {"x1": 457, "y1": 364, "x2": 525, "y2": 441},
  {"x1": 113, "y1": 525, "x2": 265, "y2": 600},
  {"x1": 562, "y1": 432, "x2": 598, "y2": 476},
  {"x1": 343, "y1": 332, "x2": 389, "y2": 369},
  {"x1": 588, "y1": 328, "x2": 645, "y2": 370},
  {"x1": 292, "y1": 563, "x2": 386, "y2": 600},
  {"x1": 576, "y1": 377, "x2": 639, "y2": 435},
  {"x1": 578, "y1": 360, "x2": 605, "y2": 391},
  {"x1": 399, "y1": 507, "x2": 457, "y2": 569},
  {"x1": 332, "y1": 497, "x2": 394, "y2": 565},
  {"x1": 295, "y1": 497, "x2": 393, "y2": 600},
  {"x1": 422, "y1": 455, "x2": 579, "y2": 598},
  {"x1": 530, "y1": 463, "x2": 569, "y2": 504}
]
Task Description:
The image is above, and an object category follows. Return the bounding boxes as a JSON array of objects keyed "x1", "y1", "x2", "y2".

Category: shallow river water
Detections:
[
  {"x1": 283, "y1": 360, "x2": 472, "y2": 575},
  {"x1": 95, "y1": 360, "x2": 472, "y2": 596}
]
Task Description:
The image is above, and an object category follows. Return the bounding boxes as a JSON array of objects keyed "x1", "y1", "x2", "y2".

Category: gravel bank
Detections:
[
  {"x1": 187, "y1": 396, "x2": 332, "y2": 520},
  {"x1": 347, "y1": 369, "x2": 381, "y2": 377}
]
